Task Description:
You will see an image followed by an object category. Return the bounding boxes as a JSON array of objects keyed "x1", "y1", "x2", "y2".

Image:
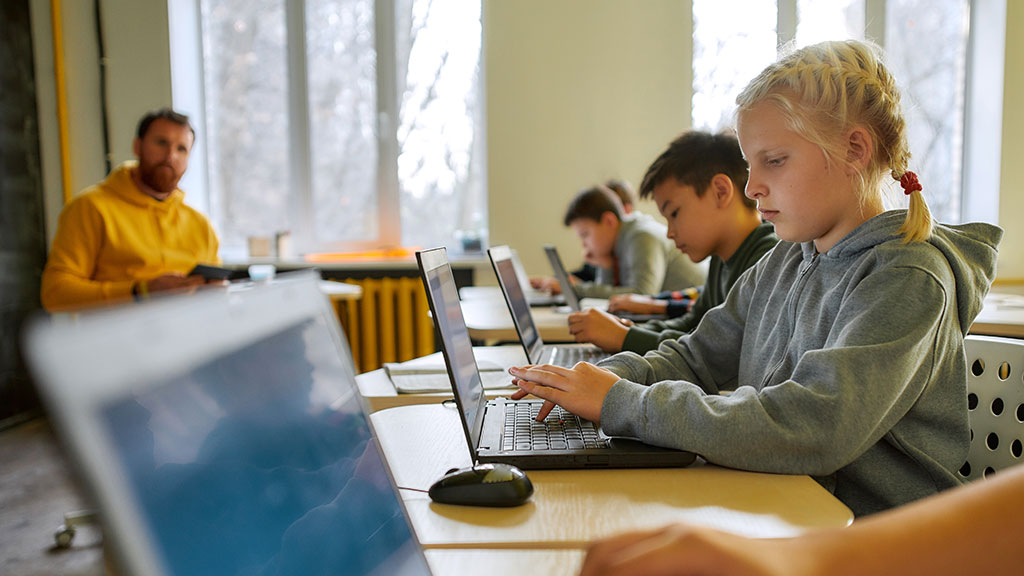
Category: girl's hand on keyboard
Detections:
[{"x1": 508, "y1": 362, "x2": 620, "y2": 423}]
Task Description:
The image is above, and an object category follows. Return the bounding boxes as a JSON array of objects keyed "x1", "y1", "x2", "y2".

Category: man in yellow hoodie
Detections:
[{"x1": 41, "y1": 108, "x2": 220, "y2": 312}]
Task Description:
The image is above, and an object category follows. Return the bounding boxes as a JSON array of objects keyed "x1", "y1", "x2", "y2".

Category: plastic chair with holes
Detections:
[{"x1": 958, "y1": 335, "x2": 1024, "y2": 481}]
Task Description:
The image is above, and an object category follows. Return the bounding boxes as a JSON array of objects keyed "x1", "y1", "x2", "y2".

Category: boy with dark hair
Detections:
[
  {"x1": 534, "y1": 184, "x2": 707, "y2": 299},
  {"x1": 568, "y1": 130, "x2": 778, "y2": 353}
]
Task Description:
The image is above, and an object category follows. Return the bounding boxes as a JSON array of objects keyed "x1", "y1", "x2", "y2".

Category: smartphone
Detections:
[{"x1": 189, "y1": 264, "x2": 249, "y2": 281}]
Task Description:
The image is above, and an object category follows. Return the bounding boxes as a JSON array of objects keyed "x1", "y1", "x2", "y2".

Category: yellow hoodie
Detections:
[{"x1": 41, "y1": 161, "x2": 220, "y2": 311}]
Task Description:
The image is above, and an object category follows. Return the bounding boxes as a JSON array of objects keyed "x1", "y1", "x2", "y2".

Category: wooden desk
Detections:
[
  {"x1": 460, "y1": 298, "x2": 573, "y2": 343},
  {"x1": 370, "y1": 404, "x2": 853, "y2": 549},
  {"x1": 356, "y1": 345, "x2": 527, "y2": 412},
  {"x1": 970, "y1": 290, "x2": 1024, "y2": 339}
]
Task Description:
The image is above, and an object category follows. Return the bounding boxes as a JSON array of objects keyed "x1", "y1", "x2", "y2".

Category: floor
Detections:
[{"x1": 0, "y1": 418, "x2": 104, "y2": 576}]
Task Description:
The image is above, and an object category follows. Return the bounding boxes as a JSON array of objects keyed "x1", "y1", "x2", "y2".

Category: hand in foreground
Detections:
[
  {"x1": 608, "y1": 294, "x2": 669, "y2": 315},
  {"x1": 146, "y1": 274, "x2": 206, "y2": 294},
  {"x1": 579, "y1": 523, "x2": 797, "y2": 576},
  {"x1": 529, "y1": 276, "x2": 562, "y2": 295},
  {"x1": 508, "y1": 362, "x2": 620, "y2": 423},
  {"x1": 568, "y1": 309, "x2": 630, "y2": 353}
]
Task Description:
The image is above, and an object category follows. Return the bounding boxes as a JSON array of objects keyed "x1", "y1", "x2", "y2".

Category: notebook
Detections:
[
  {"x1": 488, "y1": 245, "x2": 609, "y2": 367},
  {"x1": 25, "y1": 272, "x2": 432, "y2": 576},
  {"x1": 416, "y1": 247, "x2": 695, "y2": 470},
  {"x1": 543, "y1": 245, "x2": 664, "y2": 322}
]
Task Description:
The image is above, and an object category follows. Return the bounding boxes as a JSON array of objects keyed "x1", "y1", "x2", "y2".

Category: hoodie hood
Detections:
[
  {"x1": 101, "y1": 161, "x2": 186, "y2": 211},
  {"x1": 811, "y1": 210, "x2": 1002, "y2": 334}
]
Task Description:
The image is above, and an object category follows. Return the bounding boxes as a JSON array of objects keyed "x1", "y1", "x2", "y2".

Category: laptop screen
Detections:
[
  {"x1": 28, "y1": 276, "x2": 431, "y2": 576},
  {"x1": 416, "y1": 248, "x2": 487, "y2": 456},
  {"x1": 488, "y1": 246, "x2": 544, "y2": 363},
  {"x1": 544, "y1": 245, "x2": 582, "y2": 311}
]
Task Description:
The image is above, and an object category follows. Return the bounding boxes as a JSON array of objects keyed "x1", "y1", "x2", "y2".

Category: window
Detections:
[
  {"x1": 692, "y1": 0, "x2": 991, "y2": 226},
  {"x1": 169, "y1": 0, "x2": 485, "y2": 258}
]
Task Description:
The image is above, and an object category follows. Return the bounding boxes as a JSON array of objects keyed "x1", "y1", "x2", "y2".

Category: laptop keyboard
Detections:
[
  {"x1": 551, "y1": 346, "x2": 607, "y2": 367},
  {"x1": 502, "y1": 402, "x2": 609, "y2": 452}
]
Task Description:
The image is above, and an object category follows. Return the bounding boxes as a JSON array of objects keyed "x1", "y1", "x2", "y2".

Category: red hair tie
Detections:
[{"x1": 900, "y1": 171, "x2": 922, "y2": 195}]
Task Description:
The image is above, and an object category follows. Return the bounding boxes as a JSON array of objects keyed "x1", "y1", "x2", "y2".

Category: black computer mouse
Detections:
[{"x1": 428, "y1": 463, "x2": 533, "y2": 507}]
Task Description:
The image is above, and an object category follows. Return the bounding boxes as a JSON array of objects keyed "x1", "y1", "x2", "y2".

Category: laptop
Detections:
[
  {"x1": 488, "y1": 245, "x2": 609, "y2": 367},
  {"x1": 543, "y1": 245, "x2": 664, "y2": 322},
  {"x1": 25, "y1": 272, "x2": 432, "y2": 576},
  {"x1": 509, "y1": 248, "x2": 564, "y2": 307},
  {"x1": 416, "y1": 247, "x2": 695, "y2": 470}
]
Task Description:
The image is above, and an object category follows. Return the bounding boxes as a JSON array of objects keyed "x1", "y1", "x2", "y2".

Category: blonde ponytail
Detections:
[{"x1": 895, "y1": 170, "x2": 934, "y2": 242}]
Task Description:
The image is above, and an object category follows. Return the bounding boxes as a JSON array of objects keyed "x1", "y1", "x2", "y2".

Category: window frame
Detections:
[{"x1": 170, "y1": 0, "x2": 432, "y2": 257}]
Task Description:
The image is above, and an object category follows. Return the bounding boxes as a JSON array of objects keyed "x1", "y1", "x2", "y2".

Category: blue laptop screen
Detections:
[{"x1": 99, "y1": 317, "x2": 430, "y2": 576}]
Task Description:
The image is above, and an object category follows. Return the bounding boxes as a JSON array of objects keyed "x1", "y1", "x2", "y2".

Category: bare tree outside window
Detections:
[
  {"x1": 201, "y1": 0, "x2": 291, "y2": 249},
  {"x1": 395, "y1": 0, "x2": 485, "y2": 251},
  {"x1": 193, "y1": 0, "x2": 484, "y2": 255},
  {"x1": 884, "y1": 0, "x2": 968, "y2": 222}
]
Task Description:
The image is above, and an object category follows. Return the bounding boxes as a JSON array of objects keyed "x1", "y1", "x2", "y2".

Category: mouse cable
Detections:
[{"x1": 397, "y1": 486, "x2": 430, "y2": 493}]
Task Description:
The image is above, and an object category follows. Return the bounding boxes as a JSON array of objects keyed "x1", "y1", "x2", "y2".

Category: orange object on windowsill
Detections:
[{"x1": 303, "y1": 247, "x2": 420, "y2": 263}]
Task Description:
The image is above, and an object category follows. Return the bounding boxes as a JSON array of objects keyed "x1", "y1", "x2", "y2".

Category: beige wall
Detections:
[
  {"x1": 998, "y1": 0, "x2": 1023, "y2": 281},
  {"x1": 29, "y1": 0, "x2": 173, "y2": 245},
  {"x1": 484, "y1": 0, "x2": 692, "y2": 278}
]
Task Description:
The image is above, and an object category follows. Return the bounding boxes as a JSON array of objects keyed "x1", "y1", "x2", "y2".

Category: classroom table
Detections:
[
  {"x1": 460, "y1": 296, "x2": 573, "y2": 343},
  {"x1": 370, "y1": 404, "x2": 854, "y2": 549},
  {"x1": 970, "y1": 289, "x2": 1024, "y2": 339}
]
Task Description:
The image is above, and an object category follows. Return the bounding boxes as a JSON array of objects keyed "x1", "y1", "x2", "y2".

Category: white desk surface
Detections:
[
  {"x1": 371, "y1": 404, "x2": 853, "y2": 549},
  {"x1": 426, "y1": 549, "x2": 584, "y2": 575},
  {"x1": 459, "y1": 296, "x2": 573, "y2": 343}
]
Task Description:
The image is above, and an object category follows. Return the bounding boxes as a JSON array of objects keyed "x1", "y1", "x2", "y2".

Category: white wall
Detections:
[{"x1": 484, "y1": 0, "x2": 692, "y2": 278}]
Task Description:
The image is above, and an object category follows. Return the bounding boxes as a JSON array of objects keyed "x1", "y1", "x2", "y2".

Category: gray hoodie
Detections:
[{"x1": 597, "y1": 210, "x2": 1002, "y2": 516}]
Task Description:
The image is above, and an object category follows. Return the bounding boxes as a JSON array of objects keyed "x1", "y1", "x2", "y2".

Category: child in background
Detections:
[
  {"x1": 531, "y1": 185, "x2": 707, "y2": 299},
  {"x1": 572, "y1": 179, "x2": 638, "y2": 282},
  {"x1": 511, "y1": 39, "x2": 1001, "y2": 516},
  {"x1": 568, "y1": 131, "x2": 778, "y2": 353}
]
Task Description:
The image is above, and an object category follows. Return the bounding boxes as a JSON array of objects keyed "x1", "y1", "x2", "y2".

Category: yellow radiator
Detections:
[{"x1": 336, "y1": 277, "x2": 435, "y2": 373}]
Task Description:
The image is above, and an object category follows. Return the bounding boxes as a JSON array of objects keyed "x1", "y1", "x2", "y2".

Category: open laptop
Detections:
[
  {"x1": 25, "y1": 272, "x2": 432, "y2": 576},
  {"x1": 417, "y1": 247, "x2": 695, "y2": 470},
  {"x1": 543, "y1": 245, "x2": 664, "y2": 322},
  {"x1": 509, "y1": 248, "x2": 564, "y2": 307},
  {"x1": 488, "y1": 245, "x2": 608, "y2": 367}
]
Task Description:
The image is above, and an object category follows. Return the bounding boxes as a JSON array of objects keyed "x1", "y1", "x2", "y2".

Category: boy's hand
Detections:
[
  {"x1": 567, "y1": 309, "x2": 629, "y2": 352},
  {"x1": 579, "y1": 523, "x2": 795, "y2": 576},
  {"x1": 529, "y1": 276, "x2": 562, "y2": 295},
  {"x1": 508, "y1": 362, "x2": 620, "y2": 423},
  {"x1": 608, "y1": 294, "x2": 669, "y2": 315},
  {"x1": 147, "y1": 274, "x2": 206, "y2": 294}
]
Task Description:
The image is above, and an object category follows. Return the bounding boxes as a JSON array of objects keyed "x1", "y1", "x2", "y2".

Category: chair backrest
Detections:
[{"x1": 958, "y1": 335, "x2": 1024, "y2": 481}]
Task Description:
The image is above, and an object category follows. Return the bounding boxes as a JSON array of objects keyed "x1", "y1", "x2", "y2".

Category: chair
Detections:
[{"x1": 958, "y1": 335, "x2": 1024, "y2": 481}]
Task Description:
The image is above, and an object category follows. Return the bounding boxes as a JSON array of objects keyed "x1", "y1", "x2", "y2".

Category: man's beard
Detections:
[{"x1": 139, "y1": 162, "x2": 181, "y2": 194}]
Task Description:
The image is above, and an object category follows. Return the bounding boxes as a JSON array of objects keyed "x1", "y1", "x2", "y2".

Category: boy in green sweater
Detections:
[{"x1": 569, "y1": 130, "x2": 778, "y2": 353}]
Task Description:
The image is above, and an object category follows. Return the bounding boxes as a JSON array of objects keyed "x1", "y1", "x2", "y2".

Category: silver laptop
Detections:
[
  {"x1": 489, "y1": 245, "x2": 608, "y2": 367},
  {"x1": 25, "y1": 273, "x2": 432, "y2": 576},
  {"x1": 509, "y1": 248, "x2": 564, "y2": 306},
  {"x1": 417, "y1": 247, "x2": 695, "y2": 470},
  {"x1": 543, "y1": 245, "x2": 664, "y2": 322}
]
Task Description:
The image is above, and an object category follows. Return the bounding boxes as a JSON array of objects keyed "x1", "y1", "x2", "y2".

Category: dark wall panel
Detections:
[{"x1": 1, "y1": 0, "x2": 48, "y2": 424}]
